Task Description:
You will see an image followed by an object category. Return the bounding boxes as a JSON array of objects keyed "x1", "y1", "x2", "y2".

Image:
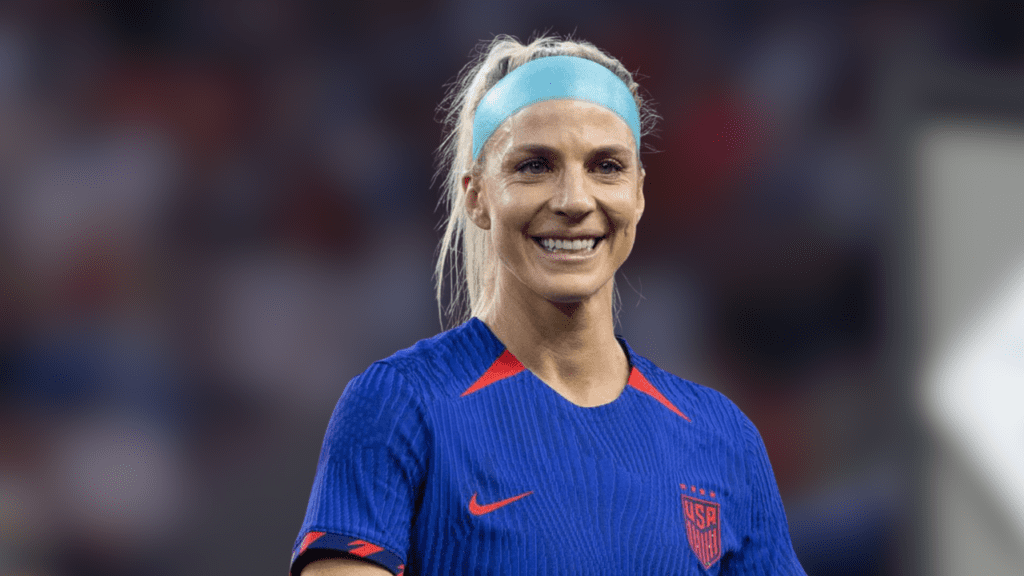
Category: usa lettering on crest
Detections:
[{"x1": 682, "y1": 494, "x2": 721, "y2": 568}]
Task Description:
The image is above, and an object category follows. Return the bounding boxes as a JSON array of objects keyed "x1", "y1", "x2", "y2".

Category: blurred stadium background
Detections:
[{"x1": 1, "y1": 2, "x2": 1022, "y2": 575}]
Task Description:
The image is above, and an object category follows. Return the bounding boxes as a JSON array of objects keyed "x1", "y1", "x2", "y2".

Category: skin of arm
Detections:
[{"x1": 300, "y1": 557, "x2": 392, "y2": 576}]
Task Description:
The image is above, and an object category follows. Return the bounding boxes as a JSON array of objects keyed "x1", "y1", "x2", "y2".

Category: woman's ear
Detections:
[
  {"x1": 635, "y1": 168, "x2": 646, "y2": 222},
  {"x1": 463, "y1": 173, "x2": 491, "y2": 230}
]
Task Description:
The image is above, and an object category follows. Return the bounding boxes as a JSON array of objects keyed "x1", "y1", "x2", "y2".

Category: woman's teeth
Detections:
[{"x1": 539, "y1": 238, "x2": 597, "y2": 252}]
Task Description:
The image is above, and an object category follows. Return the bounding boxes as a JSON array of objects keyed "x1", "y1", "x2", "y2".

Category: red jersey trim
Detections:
[
  {"x1": 290, "y1": 531, "x2": 405, "y2": 576},
  {"x1": 628, "y1": 368, "x2": 691, "y2": 421},
  {"x1": 462, "y1": 349, "x2": 525, "y2": 396},
  {"x1": 298, "y1": 531, "x2": 325, "y2": 555}
]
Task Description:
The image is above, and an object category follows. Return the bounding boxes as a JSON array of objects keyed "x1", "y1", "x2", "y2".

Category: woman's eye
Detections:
[
  {"x1": 595, "y1": 160, "x2": 623, "y2": 174},
  {"x1": 517, "y1": 159, "x2": 549, "y2": 174}
]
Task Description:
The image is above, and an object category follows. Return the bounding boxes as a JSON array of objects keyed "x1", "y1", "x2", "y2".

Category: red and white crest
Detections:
[{"x1": 682, "y1": 493, "x2": 721, "y2": 568}]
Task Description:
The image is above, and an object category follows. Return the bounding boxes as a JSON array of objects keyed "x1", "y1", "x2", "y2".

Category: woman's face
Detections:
[{"x1": 464, "y1": 99, "x2": 644, "y2": 308}]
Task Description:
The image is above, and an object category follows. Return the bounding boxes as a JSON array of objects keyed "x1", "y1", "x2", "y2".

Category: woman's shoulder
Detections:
[
  {"x1": 349, "y1": 318, "x2": 502, "y2": 403},
  {"x1": 327, "y1": 321, "x2": 493, "y2": 440},
  {"x1": 627, "y1": 349, "x2": 758, "y2": 441}
]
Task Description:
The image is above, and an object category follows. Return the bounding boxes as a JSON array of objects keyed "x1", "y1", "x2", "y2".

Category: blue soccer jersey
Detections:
[{"x1": 290, "y1": 318, "x2": 806, "y2": 575}]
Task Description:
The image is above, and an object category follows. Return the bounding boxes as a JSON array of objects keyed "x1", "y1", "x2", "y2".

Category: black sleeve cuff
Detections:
[{"x1": 290, "y1": 531, "x2": 405, "y2": 576}]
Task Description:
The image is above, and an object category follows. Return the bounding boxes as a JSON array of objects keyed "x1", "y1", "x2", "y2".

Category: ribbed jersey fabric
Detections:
[{"x1": 290, "y1": 318, "x2": 806, "y2": 575}]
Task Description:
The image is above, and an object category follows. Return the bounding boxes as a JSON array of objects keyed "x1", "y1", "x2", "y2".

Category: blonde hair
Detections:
[{"x1": 434, "y1": 34, "x2": 657, "y2": 329}]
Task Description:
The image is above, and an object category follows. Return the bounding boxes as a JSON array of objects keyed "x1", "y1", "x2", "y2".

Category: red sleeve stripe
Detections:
[
  {"x1": 347, "y1": 539, "x2": 384, "y2": 557},
  {"x1": 627, "y1": 368, "x2": 691, "y2": 421},
  {"x1": 298, "y1": 531, "x2": 325, "y2": 555},
  {"x1": 461, "y1": 350, "x2": 525, "y2": 396},
  {"x1": 291, "y1": 532, "x2": 405, "y2": 576}
]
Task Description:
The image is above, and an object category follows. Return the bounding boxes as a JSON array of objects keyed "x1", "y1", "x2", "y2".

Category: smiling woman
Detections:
[
  {"x1": 289, "y1": 35, "x2": 807, "y2": 575},
  {"x1": 436, "y1": 45, "x2": 655, "y2": 328},
  {"x1": 467, "y1": 99, "x2": 643, "y2": 303}
]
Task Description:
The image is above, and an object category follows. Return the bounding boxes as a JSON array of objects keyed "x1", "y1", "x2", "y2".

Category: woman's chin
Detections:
[
  {"x1": 537, "y1": 281, "x2": 610, "y2": 307},
  {"x1": 500, "y1": 268, "x2": 614, "y2": 310}
]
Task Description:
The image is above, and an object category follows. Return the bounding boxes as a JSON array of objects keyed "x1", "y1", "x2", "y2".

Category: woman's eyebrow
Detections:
[
  {"x1": 508, "y1": 144, "x2": 559, "y2": 158},
  {"x1": 590, "y1": 144, "x2": 633, "y2": 158},
  {"x1": 507, "y1": 143, "x2": 633, "y2": 159}
]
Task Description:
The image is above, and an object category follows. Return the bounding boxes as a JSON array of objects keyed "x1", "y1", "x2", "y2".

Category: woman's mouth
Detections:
[{"x1": 534, "y1": 236, "x2": 604, "y2": 253}]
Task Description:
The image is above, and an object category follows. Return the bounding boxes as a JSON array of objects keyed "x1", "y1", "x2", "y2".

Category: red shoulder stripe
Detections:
[
  {"x1": 462, "y1": 349, "x2": 525, "y2": 396},
  {"x1": 627, "y1": 368, "x2": 691, "y2": 421}
]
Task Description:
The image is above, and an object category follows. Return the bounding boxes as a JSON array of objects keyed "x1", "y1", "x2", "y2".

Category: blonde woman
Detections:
[{"x1": 291, "y1": 35, "x2": 806, "y2": 576}]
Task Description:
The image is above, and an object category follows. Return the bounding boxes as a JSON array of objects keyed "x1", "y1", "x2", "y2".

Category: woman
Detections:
[{"x1": 290, "y1": 35, "x2": 806, "y2": 575}]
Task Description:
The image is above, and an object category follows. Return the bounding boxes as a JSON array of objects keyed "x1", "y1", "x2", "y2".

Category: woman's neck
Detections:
[{"x1": 479, "y1": 284, "x2": 630, "y2": 407}]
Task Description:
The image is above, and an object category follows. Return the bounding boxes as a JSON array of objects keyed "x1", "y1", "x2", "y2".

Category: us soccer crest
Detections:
[{"x1": 682, "y1": 488, "x2": 721, "y2": 568}]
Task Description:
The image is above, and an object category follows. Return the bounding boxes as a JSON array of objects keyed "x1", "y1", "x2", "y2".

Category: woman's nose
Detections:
[{"x1": 549, "y1": 166, "x2": 595, "y2": 218}]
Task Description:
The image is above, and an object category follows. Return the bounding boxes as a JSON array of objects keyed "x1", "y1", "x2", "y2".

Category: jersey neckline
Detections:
[
  {"x1": 463, "y1": 317, "x2": 691, "y2": 422},
  {"x1": 465, "y1": 316, "x2": 639, "y2": 412}
]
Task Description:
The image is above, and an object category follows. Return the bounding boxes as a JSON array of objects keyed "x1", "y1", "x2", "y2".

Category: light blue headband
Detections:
[{"x1": 471, "y1": 55, "x2": 641, "y2": 161}]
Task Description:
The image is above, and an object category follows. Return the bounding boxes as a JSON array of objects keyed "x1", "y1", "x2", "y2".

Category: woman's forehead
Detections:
[{"x1": 495, "y1": 99, "x2": 636, "y2": 153}]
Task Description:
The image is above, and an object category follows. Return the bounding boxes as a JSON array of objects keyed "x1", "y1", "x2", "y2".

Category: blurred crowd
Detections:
[{"x1": 1, "y1": 2, "x2": 1022, "y2": 575}]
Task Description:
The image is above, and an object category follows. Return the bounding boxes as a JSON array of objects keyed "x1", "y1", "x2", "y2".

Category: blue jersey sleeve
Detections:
[
  {"x1": 726, "y1": 416, "x2": 807, "y2": 574},
  {"x1": 290, "y1": 361, "x2": 427, "y2": 576}
]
